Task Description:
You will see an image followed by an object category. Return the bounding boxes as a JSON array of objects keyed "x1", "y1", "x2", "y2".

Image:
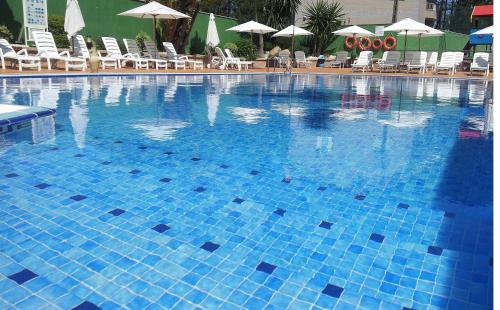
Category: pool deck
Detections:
[{"x1": 0, "y1": 67, "x2": 493, "y2": 80}]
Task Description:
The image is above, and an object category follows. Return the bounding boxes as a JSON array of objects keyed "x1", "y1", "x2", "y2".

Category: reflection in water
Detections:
[
  {"x1": 31, "y1": 116, "x2": 56, "y2": 144},
  {"x1": 378, "y1": 111, "x2": 432, "y2": 128},
  {"x1": 132, "y1": 119, "x2": 191, "y2": 141},
  {"x1": 230, "y1": 107, "x2": 268, "y2": 124}
]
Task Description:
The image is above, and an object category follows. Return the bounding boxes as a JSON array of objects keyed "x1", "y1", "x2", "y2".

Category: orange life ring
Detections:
[
  {"x1": 383, "y1": 36, "x2": 397, "y2": 50},
  {"x1": 358, "y1": 37, "x2": 371, "y2": 50},
  {"x1": 344, "y1": 36, "x2": 357, "y2": 49},
  {"x1": 372, "y1": 38, "x2": 383, "y2": 50}
]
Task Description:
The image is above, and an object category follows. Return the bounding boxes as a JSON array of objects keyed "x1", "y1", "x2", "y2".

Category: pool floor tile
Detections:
[
  {"x1": 72, "y1": 301, "x2": 101, "y2": 310},
  {"x1": 108, "y1": 209, "x2": 125, "y2": 216},
  {"x1": 322, "y1": 284, "x2": 344, "y2": 298},
  {"x1": 256, "y1": 262, "x2": 276, "y2": 274},
  {"x1": 152, "y1": 224, "x2": 170, "y2": 233},
  {"x1": 8, "y1": 269, "x2": 38, "y2": 285},
  {"x1": 201, "y1": 242, "x2": 220, "y2": 252}
]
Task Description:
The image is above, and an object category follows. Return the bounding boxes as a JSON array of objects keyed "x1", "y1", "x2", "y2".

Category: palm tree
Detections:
[
  {"x1": 304, "y1": 0, "x2": 344, "y2": 55},
  {"x1": 263, "y1": 0, "x2": 302, "y2": 30}
]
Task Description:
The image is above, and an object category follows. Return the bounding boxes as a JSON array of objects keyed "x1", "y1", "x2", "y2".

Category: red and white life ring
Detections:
[
  {"x1": 344, "y1": 36, "x2": 358, "y2": 49},
  {"x1": 358, "y1": 37, "x2": 372, "y2": 50},
  {"x1": 383, "y1": 36, "x2": 397, "y2": 50},
  {"x1": 372, "y1": 38, "x2": 383, "y2": 50}
]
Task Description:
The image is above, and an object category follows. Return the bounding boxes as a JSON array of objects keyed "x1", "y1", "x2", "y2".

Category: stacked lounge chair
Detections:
[
  {"x1": 295, "y1": 51, "x2": 313, "y2": 68},
  {"x1": 102, "y1": 37, "x2": 149, "y2": 69},
  {"x1": 123, "y1": 38, "x2": 167, "y2": 70},
  {"x1": 330, "y1": 51, "x2": 349, "y2": 68},
  {"x1": 225, "y1": 48, "x2": 252, "y2": 71},
  {"x1": 0, "y1": 39, "x2": 41, "y2": 71},
  {"x1": 407, "y1": 51, "x2": 427, "y2": 74},
  {"x1": 470, "y1": 52, "x2": 490, "y2": 76},
  {"x1": 71, "y1": 35, "x2": 117, "y2": 69},
  {"x1": 435, "y1": 52, "x2": 457, "y2": 75},
  {"x1": 163, "y1": 42, "x2": 203, "y2": 70},
  {"x1": 352, "y1": 51, "x2": 373, "y2": 72},
  {"x1": 378, "y1": 51, "x2": 400, "y2": 73},
  {"x1": 33, "y1": 31, "x2": 86, "y2": 71}
]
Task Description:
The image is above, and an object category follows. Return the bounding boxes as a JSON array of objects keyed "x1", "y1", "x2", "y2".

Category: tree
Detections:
[
  {"x1": 262, "y1": 0, "x2": 302, "y2": 30},
  {"x1": 303, "y1": 0, "x2": 344, "y2": 55}
]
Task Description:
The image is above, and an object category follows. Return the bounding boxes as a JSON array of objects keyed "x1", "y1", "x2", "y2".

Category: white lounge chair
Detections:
[
  {"x1": 454, "y1": 52, "x2": 464, "y2": 73},
  {"x1": 71, "y1": 35, "x2": 117, "y2": 69},
  {"x1": 425, "y1": 52, "x2": 438, "y2": 72},
  {"x1": 330, "y1": 51, "x2": 349, "y2": 68},
  {"x1": 295, "y1": 51, "x2": 312, "y2": 68},
  {"x1": 435, "y1": 52, "x2": 456, "y2": 75},
  {"x1": 32, "y1": 31, "x2": 86, "y2": 71},
  {"x1": 470, "y1": 52, "x2": 490, "y2": 76},
  {"x1": 225, "y1": 48, "x2": 252, "y2": 71},
  {"x1": 379, "y1": 51, "x2": 400, "y2": 73},
  {"x1": 277, "y1": 50, "x2": 290, "y2": 69},
  {"x1": 102, "y1": 36, "x2": 148, "y2": 69},
  {"x1": 124, "y1": 38, "x2": 166, "y2": 70},
  {"x1": 0, "y1": 39, "x2": 41, "y2": 71},
  {"x1": 214, "y1": 47, "x2": 228, "y2": 70},
  {"x1": 352, "y1": 51, "x2": 373, "y2": 72},
  {"x1": 407, "y1": 51, "x2": 427, "y2": 74},
  {"x1": 163, "y1": 42, "x2": 203, "y2": 70}
]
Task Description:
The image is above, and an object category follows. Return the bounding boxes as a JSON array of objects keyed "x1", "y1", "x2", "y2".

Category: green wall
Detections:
[
  {"x1": 186, "y1": 12, "x2": 242, "y2": 54},
  {"x1": 325, "y1": 24, "x2": 470, "y2": 58},
  {"x1": 1, "y1": 0, "x2": 153, "y2": 43}
]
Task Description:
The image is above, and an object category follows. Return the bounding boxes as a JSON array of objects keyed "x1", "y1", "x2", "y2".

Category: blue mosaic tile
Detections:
[
  {"x1": 249, "y1": 170, "x2": 260, "y2": 175},
  {"x1": 191, "y1": 157, "x2": 201, "y2": 161},
  {"x1": 194, "y1": 186, "x2": 207, "y2": 193},
  {"x1": 35, "y1": 183, "x2": 50, "y2": 189},
  {"x1": 317, "y1": 186, "x2": 327, "y2": 191},
  {"x1": 322, "y1": 284, "x2": 344, "y2": 298},
  {"x1": 256, "y1": 262, "x2": 276, "y2": 274},
  {"x1": 159, "y1": 177, "x2": 172, "y2": 183},
  {"x1": 108, "y1": 209, "x2": 125, "y2": 216},
  {"x1": 220, "y1": 164, "x2": 229, "y2": 169},
  {"x1": 8, "y1": 269, "x2": 38, "y2": 284},
  {"x1": 319, "y1": 221, "x2": 332, "y2": 229},
  {"x1": 428, "y1": 246, "x2": 443, "y2": 256},
  {"x1": 101, "y1": 161, "x2": 112, "y2": 165},
  {"x1": 370, "y1": 233, "x2": 385, "y2": 243},
  {"x1": 70, "y1": 195, "x2": 87, "y2": 201},
  {"x1": 5, "y1": 173, "x2": 19, "y2": 178},
  {"x1": 164, "y1": 151, "x2": 174, "y2": 155},
  {"x1": 129, "y1": 169, "x2": 141, "y2": 174},
  {"x1": 355, "y1": 194, "x2": 366, "y2": 200},
  {"x1": 274, "y1": 208, "x2": 286, "y2": 216},
  {"x1": 201, "y1": 242, "x2": 220, "y2": 252},
  {"x1": 398, "y1": 203, "x2": 409, "y2": 209},
  {"x1": 444, "y1": 212, "x2": 456, "y2": 218},
  {"x1": 152, "y1": 224, "x2": 170, "y2": 233},
  {"x1": 282, "y1": 177, "x2": 292, "y2": 183},
  {"x1": 74, "y1": 154, "x2": 85, "y2": 157},
  {"x1": 233, "y1": 197, "x2": 245, "y2": 204},
  {"x1": 72, "y1": 301, "x2": 101, "y2": 310}
]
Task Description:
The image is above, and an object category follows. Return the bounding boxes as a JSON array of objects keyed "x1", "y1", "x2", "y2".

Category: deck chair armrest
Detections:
[
  {"x1": 16, "y1": 49, "x2": 29, "y2": 56},
  {"x1": 59, "y1": 51, "x2": 71, "y2": 57},
  {"x1": 178, "y1": 55, "x2": 189, "y2": 61}
]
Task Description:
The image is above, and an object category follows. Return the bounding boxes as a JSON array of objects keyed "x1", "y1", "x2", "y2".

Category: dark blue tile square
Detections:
[
  {"x1": 398, "y1": 203, "x2": 409, "y2": 209},
  {"x1": 428, "y1": 246, "x2": 443, "y2": 256},
  {"x1": 139, "y1": 146, "x2": 147, "y2": 150},
  {"x1": 355, "y1": 194, "x2": 366, "y2": 200},
  {"x1": 194, "y1": 186, "x2": 206, "y2": 193},
  {"x1": 74, "y1": 154, "x2": 85, "y2": 157},
  {"x1": 70, "y1": 195, "x2": 87, "y2": 201},
  {"x1": 256, "y1": 262, "x2": 276, "y2": 274},
  {"x1": 220, "y1": 164, "x2": 229, "y2": 169},
  {"x1": 370, "y1": 233, "x2": 385, "y2": 243},
  {"x1": 319, "y1": 221, "x2": 332, "y2": 229},
  {"x1": 72, "y1": 301, "x2": 101, "y2": 310},
  {"x1": 191, "y1": 157, "x2": 201, "y2": 161},
  {"x1": 160, "y1": 178, "x2": 172, "y2": 183},
  {"x1": 114, "y1": 140, "x2": 123, "y2": 144},
  {"x1": 322, "y1": 284, "x2": 344, "y2": 298},
  {"x1": 444, "y1": 212, "x2": 456, "y2": 218},
  {"x1": 101, "y1": 161, "x2": 112, "y2": 165},
  {"x1": 152, "y1": 224, "x2": 170, "y2": 233},
  {"x1": 317, "y1": 186, "x2": 327, "y2": 191},
  {"x1": 201, "y1": 242, "x2": 220, "y2": 252},
  {"x1": 35, "y1": 183, "x2": 50, "y2": 189},
  {"x1": 250, "y1": 170, "x2": 260, "y2": 175},
  {"x1": 274, "y1": 208, "x2": 286, "y2": 216},
  {"x1": 8, "y1": 269, "x2": 38, "y2": 284},
  {"x1": 282, "y1": 177, "x2": 291, "y2": 184},
  {"x1": 129, "y1": 169, "x2": 141, "y2": 174},
  {"x1": 50, "y1": 147, "x2": 59, "y2": 150},
  {"x1": 402, "y1": 307, "x2": 415, "y2": 310},
  {"x1": 233, "y1": 197, "x2": 245, "y2": 204},
  {"x1": 164, "y1": 151, "x2": 174, "y2": 155},
  {"x1": 109, "y1": 209, "x2": 125, "y2": 216},
  {"x1": 5, "y1": 173, "x2": 19, "y2": 178}
]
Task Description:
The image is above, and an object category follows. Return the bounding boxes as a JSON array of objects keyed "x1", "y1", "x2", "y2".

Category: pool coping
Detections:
[{"x1": 0, "y1": 104, "x2": 56, "y2": 128}]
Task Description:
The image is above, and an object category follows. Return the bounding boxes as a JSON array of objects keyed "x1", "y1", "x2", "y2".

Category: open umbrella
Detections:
[
  {"x1": 384, "y1": 18, "x2": 430, "y2": 62},
  {"x1": 64, "y1": 0, "x2": 85, "y2": 53},
  {"x1": 471, "y1": 26, "x2": 494, "y2": 36},
  {"x1": 398, "y1": 25, "x2": 443, "y2": 51},
  {"x1": 272, "y1": 25, "x2": 313, "y2": 69},
  {"x1": 227, "y1": 21, "x2": 277, "y2": 57},
  {"x1": 206, "y1": 13, "x2": 220, "y2": 48},
  {"x1": 118, "y1": 1, "x2": 190, "y2": 48}
]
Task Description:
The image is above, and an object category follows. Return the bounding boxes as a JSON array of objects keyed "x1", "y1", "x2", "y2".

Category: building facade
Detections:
[{"x1": 297, "y1": 0, "x2": 437, "y2": 27}]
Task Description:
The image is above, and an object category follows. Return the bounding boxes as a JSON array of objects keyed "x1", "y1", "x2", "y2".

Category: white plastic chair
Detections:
[
  {"x1": 163, "y1": 42, "x2": 203, "y2": 70},
  {"x1": 352, "y1": 51, "x2": 373, "y2": 72},
  {"x1": 33, "y1": 31, "x2": 86, "y2": 71},
  {"x1": 225, "y1": 48, "x2": 252, "y2": 71},
  {"x1": 295, "y1": 51, "x2": 312, "y2": 68},
  {"x1": 124, "y1": 38, "x2": 166, "y2": 70},
  {"x1": 470, "y1": 52, "x2": 490, "y2": 76},
  {"x1": 407, "y1": 51, "x2": 427, "y2": 74},
  {"x1": 425, "y1": 52, "x2": 438, "y2": 72},
  {"x1": 71, "y1": 35, "x2": 117, "y2": 69},
  {"x1": 330, "y1": 51, "x2": 349, "y2": 68},
  {"x1": 277, "y1": 50, "x2": 290, "y2": 69},
  {"x1": 435, "y1": 52, "x2": 457, "y2": 75},
  {"x1": 454, "y1": 52, "x2": 464, "y2": 73},
  {"x1": 379, "y1": 51, "x2": 400, "y2": 73},
  {"x1": 0, "y1": 39, "x2": 41, "y2": 71},
  {"x1": 102, "y1": 36, "x2": 148, "y2": 69}
]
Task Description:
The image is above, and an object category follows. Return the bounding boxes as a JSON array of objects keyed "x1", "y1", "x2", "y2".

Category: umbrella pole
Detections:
[
  {"x1": 403, "y1": 30, "x2": 408, "y2": 63},
  {"x1": 153, "y1": 15, "x2": 157, "y2": 49},
  {"x1": 418, "y1": 34, "x2": 421, "y2": 51},
  {"x1": 290, "y1": 34, "x2": 295, "y2": 72}
]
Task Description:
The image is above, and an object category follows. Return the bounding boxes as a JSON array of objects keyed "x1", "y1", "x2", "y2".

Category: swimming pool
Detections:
[{"x1": 0, "y1": 74, "x2": 493, "y2": 309}]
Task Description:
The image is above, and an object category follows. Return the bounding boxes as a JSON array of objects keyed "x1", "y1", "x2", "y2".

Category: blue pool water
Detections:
[{"x1": 0, "y1": 74, "x2": 493, "y2": 309}]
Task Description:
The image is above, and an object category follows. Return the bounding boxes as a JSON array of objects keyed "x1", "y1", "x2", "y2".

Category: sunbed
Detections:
[
  {"x1": 379, "y1": 51, "x2": 400, "y2": 73},
  {"x1": 329, "y1": 51, "x2": 349, "y2": 68},
  {"x1": 425, "y1": 52, "x2": 438, "y2": 73},
  {"x1": 407, "y1": 51, "x2": 427, "y2": 74},
  {"x1": 163, "y1": 42, "x2": 203, "y2": 70},
  {"x1": 0, "y1": 39, "x2": 41, "y2": 71},
  {"x1": 123, "y1": 38, "x2": 166, "y2": 70},
  {"x1": 33, "y1": 31, "x2": 86, "y2": 71},
  {"x1": 295, "y1": 51, "x2": 312, "y2": 68},
  {"x1": 470, "y1": 52, "x2": 490, "y2": 76},
  {"x1": 352, "y1": 51, "x2": 373, "y2": 72},
  {"x1": 102, "y1": 36, "x2": 149, "y2": 69},
  {"x1": 71, "y1": 35, "x2": 117, "y2": 69},
  {"x1": 435, "y1": 52, "x2": 456, "y2": 75},
  {"x1": 225, "y1": 48, "x2": 252, "y2": 70}
]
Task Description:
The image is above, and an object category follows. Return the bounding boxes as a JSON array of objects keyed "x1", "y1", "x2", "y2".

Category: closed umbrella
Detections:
[
  {"x1": 227, "y1": 21, "x2": 277, "y2": 57},
  {"x1": 206, "y1": 13, "x2": 220, "y2": 48},
  {"x1": 118, "y1": 1, "x2": 190, "y2": 48},
  {"x1": 384, "y1": 18, "x2": 430, "y2": 62},
  {"x1": 64, "y1": 0, "x2": 85, "y2": 53},
  {"x1": 272, "y1": 25, "x2": 313, "y2": 69}
]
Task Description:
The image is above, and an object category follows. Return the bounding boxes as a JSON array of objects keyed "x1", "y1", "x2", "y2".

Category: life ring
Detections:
[
  {"x1": 358, "y1": 37, "x2": 371, "y2": 50},
  {"x1": 372, "y1": 38, "x2": 383, "y2": 50},
  {"x1": 383, "y1": 36, "x2": 397, "y2": 50},
  {"x1": 344, "y1": 36, "x2": 357, "y2": 49}
]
